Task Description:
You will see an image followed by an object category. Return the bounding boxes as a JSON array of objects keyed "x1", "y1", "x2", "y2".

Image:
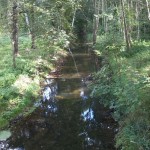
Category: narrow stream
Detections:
[{"x1": 1, "y1": 46, "x2": 117, "y2": 150}]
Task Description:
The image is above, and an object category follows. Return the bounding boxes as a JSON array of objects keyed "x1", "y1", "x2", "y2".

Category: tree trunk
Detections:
[
  {"x1": 102, "y1": 0, "x2": 108, "y2": 33},
  {"x1": 12, "y1": 1, "x2": 18, "y2": 68},
  {"x1": 93, "y1": 0, "x2": 100, "y2": 45},
  {"x1": 72, "y1": 9, "x2": 76, "y2": 28},
  {"x1": 105, "y1": 0, "x2": 108, "y2": 33},
  {"x1": 127, "y1": 0, "x2": 132, "y2": 46},
  {"x1": 93, "y1": 0, "x2": 97, "y2": 45},
  {"x1": 24, "y1": 12, "x2": 31, "y2": 37},
  {"x1": 30, "y1": 5, "x2": 36, "y2": 49},
  {"x1": 146, "y1": 0, "x2": 150, "y2": 20},
  {"x1": 136, "y1": 1, "x2": 140, "y2": 40},
  {"x1": 121, "y1": 0, "x2": 131, "y2": 51}
]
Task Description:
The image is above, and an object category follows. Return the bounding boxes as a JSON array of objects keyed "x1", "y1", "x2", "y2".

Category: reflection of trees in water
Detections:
[
  {"x1": 6, "y1": 78, "x2": 117, "y2": 150},
  {"x1": 80, "y1": 100, "x2": 117, "y2": 149},
  {"x1": 81, "y1": 108, "x2": 94, "y2": 121},
  {"x1": 40, "y1": 78, "x2": 59, "y2": 116},
  {"x1": 80, "y1": 88, "x2": 88, "y2": 100},
  {"x1": 42, "y1": 79, "x2": 58, "y2": 102}
]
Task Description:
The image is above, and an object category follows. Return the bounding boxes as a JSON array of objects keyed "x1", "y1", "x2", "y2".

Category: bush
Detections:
[{"x1": 91, "y1": 40, "x2": 150, "y2": 149}]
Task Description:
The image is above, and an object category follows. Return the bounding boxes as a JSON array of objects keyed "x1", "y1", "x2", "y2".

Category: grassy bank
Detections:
[
  {"x1": 0, "y1": 35, "x2": 67, "y2": 129},
  {"x1": 90, "y1": 36, "x2": 150, "y2": 149}
]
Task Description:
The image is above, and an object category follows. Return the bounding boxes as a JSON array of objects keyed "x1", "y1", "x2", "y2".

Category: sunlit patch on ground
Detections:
[{"x1": 13, "y1": 75, "x2": 33, "y2": 94}]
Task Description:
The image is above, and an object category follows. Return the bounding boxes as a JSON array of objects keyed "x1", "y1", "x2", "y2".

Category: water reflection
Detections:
[
  {"x1": 81, "y1": 108, "x2": 94, "y2": 121},
  {"x1": 5, "y1": 81, "x2": 117, "y2": 150},
  {"x1": 79, "y1": 99, "x2": 117, "y2": 150},
  {"x1": 42, "y1": 79, "x2": 58, "y2": 102},
  {"x1": 2, "y1": 48, "x2": 117, "y2": 150},
  {"x1": 80, "y1": 89, "x2": 88, "y2": 100}
]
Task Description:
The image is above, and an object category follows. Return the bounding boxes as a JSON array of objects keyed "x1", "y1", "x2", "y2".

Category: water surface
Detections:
[{"x1": 2, "y1": 47, "x2": 117, "y2": 150}]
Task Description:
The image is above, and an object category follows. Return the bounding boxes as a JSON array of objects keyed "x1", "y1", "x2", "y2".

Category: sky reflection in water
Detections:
[{"x1": 2, "y1": 50, "x2": 117, "y2": 150}]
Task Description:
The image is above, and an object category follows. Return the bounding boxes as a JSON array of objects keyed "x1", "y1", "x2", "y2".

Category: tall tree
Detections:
[
  {"x1": 136, "y1": 1, "x2": 140, "y2": 40},
  {"x1": 121, "y1": 0, "x2": 131, "y2": 50},
  {"x1": 12, "y1": 1, "x2": 19, "y2": 68},
  {"x1": 146, "y1": 0, "x2": 150, "y2": 20},
  {"x1": 93, "y1": 0, "x2": 100, "y2": 45},
  {"x1": 30, "y1": 4, "x2": 36, "y2": 49}
]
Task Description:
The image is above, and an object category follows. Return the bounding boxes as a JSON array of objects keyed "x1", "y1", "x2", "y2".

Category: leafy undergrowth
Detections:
[
  {"x1": 0, "y1": 35, "x2": 67, "y2": 129},
  {"x1": 90, "y1": 40, "x2": 150, "y2": 149}
]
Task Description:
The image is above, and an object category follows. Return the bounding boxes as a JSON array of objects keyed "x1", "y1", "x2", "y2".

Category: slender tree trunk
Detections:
[
  {"x1": 102, "y1": 0, "x2": 104, "y2": 32},
  {"x1": 136, "y1": 1, "x2": 140, "y2": 40},
  {"x1": 93, "y1": 0, "x2": 100, "y2": 45},
  {"x1": 24, "y1": 13, "x2": 31, "y2": 37},
  {"x1": 72, "y1": 9, "x2": 76, "y2": 28},
  {"x1": 105, "y1": 0, "x2": 108, "y2": 33},
  {"x1": 93, "y1": 0, "x2": 97, "y2": 45},
  {"x1": 12, "y1": 1, "x2": 18, "y2": 68},
  {"x1": 121, "y1": 0, "x2": 131, "y2": 51},
  {"x1": 119, "y1": 1, "x2": 124, "y2": 35},
  {"x1": 30, "y1": 5, "x2": 36, "y2": 49},
  {"x1": 146, "y1": 0, "x2": 150, "y2": 20},
  {"x1": 102, "y1": 0, "x2": 107, "y2": 33},
  {"x1": 127, "y1": 0, "x2": 132, "y2": 46}
]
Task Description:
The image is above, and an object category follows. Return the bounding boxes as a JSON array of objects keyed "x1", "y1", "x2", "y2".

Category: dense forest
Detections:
[{"x1": 0, "y1": 0, "x2": 150, "y2": 149}]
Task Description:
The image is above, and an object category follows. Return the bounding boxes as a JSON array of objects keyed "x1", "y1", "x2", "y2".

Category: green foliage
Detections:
[
  {"x1": 38, "y1": 29, "x2": 70, "y2": 49},
  {"x1": 95, "y1": 33, "x2": 124, "y2": 52},
  {"x1": 91, "y1": 40, "x2": 150, "y2": 149},
  {"x1": 90, "y1": 64, "x2": 114, "y2": 106},
  {"x1": 0, "y1": 35, "x2": 67, "y2": 129},
  {"x1": 120, "y1": 41, "x2": 150, "y2": 58}
]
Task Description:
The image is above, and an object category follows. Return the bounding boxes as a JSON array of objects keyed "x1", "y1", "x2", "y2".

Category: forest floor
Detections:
[{"x1": 0, "y1": 35, "x2": 68, "y2": 129}]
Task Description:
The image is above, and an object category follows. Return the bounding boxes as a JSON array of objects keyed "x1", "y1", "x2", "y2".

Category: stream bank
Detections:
[
  {"x1": 0, "y1": 45, "x2": 118, "y2": 150},
  {"x1": 91, "y1": 41, "x2": 150, "y2": 149},
  {"x1": 0, "y1": 35, "x2": 68, "y2": 130}
]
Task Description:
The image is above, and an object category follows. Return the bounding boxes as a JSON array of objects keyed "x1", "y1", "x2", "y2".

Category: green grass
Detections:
[
  {"x1": 0, "y1": 35, "x2": 67, "y2": 129},
  {"x1": 91, "y1": 40, "x2": 150, "y2": 149},
  {"x1": 111, "y1": 44, "x2": 150, "y2": 149}
]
